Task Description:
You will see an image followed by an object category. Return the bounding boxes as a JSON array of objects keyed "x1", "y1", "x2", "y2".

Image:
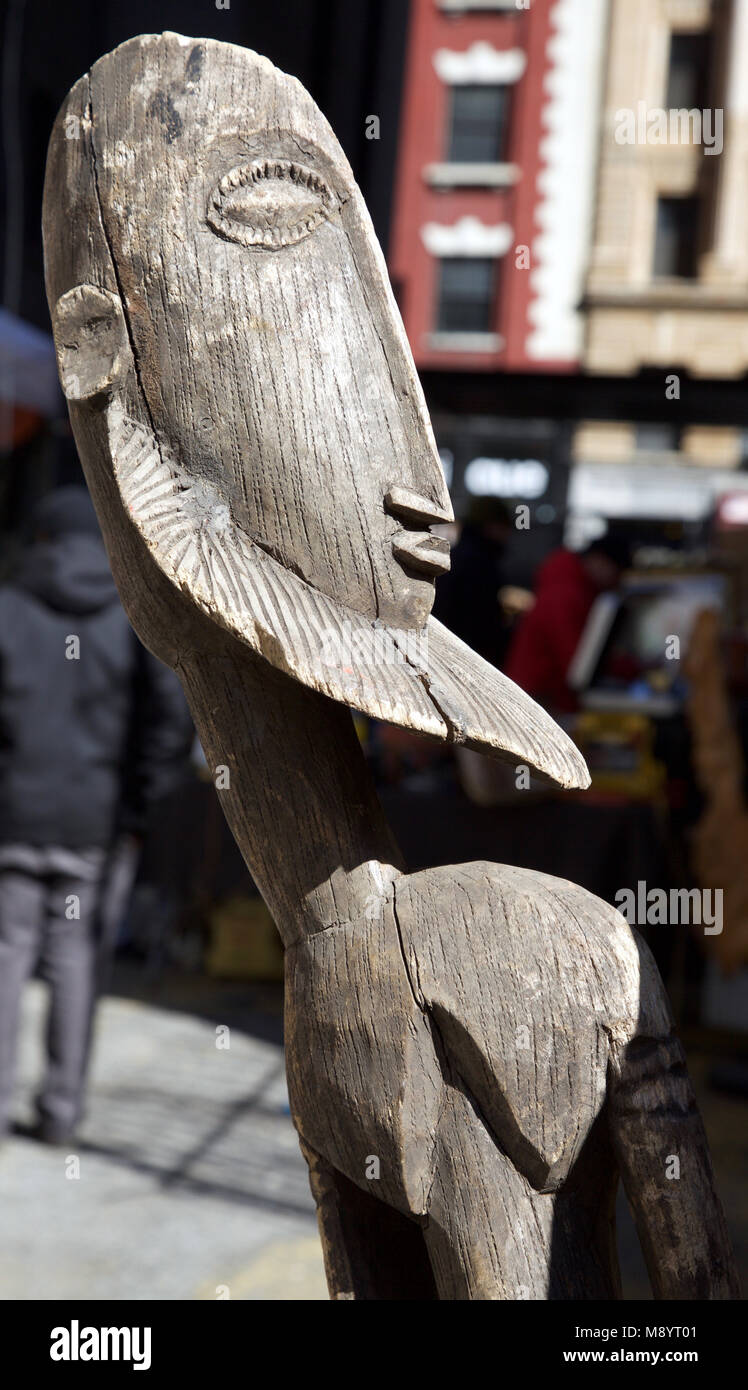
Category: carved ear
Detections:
[{"x1": 52, "y1": 284, "x2": 131, "y2": 402}]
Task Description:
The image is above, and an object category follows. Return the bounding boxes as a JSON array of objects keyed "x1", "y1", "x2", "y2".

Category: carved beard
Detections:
[{"x1": 107, "y1": 399, "x2": 588, "y2": 789}]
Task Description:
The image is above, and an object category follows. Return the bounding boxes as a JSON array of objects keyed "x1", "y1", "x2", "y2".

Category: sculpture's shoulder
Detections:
[{"x1": 393, "y1": 861, "x2": 672, "y2": 1190}]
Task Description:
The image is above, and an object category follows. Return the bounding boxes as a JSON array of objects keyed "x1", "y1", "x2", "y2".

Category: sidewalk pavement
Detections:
[{"x1": 0, "y1": 976, "x2": 327, "y2": 1300}]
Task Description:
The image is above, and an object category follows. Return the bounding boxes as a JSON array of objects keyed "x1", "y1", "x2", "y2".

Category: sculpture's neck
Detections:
[{"x1": 179, "y1": 645, "x2": 405, "y2": 947}]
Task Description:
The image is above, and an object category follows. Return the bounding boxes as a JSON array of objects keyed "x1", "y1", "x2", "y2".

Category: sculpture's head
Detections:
[{"x1": 43, "y1": 32, "x2": 589, "y2": 790}]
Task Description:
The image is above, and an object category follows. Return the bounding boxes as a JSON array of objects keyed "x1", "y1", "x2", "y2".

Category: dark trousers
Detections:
[{"x1": 0, "y1": 860, "x2": 105, "y2": 1136}]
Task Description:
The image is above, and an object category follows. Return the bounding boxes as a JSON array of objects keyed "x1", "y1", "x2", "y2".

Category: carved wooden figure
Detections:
[{"x1": 43, "y1": 33, "x2": 739, "y2": 1300}]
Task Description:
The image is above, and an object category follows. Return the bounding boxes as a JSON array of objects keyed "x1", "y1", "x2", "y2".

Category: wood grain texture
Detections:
[
  {"x1": 106, "y1": 401, "x2": 587, "y2": 784},
  {"x1": 42, "y1": 32, "x2": 739, "y2": 1300},
  {"x1": 685, "y1": 608, "x2": 748, "y2": 972}
]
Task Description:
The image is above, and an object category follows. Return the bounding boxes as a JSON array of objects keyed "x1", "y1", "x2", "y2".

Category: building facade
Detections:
[
  {"x1": 390, "y1": 0, "x2": 748, "y2": 551},
  {"x1": 583, "y1": 0, "x2": 747, "y2": 380},
  {"x1": 573, "y1": 0, "x2": 748, "y2": 544},
  {"x1": 389, "y1": 0, "x2": 609, "y2": 568},
  {"x1": 390, "y1": 0, "x2": 608, "y2": 373}
]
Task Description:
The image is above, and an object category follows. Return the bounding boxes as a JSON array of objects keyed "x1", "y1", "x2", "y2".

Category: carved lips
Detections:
[
  {"x1": 385, "y1": 486, "x2": 452, "y2": 578},
  {"x1": 207, "y1": 159, "x2": 336, "y2": 248}
]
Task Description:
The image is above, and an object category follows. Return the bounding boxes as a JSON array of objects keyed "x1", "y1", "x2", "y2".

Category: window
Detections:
[
  {"x1": 666, "y1": 32, "x2": 710, "y2": 110},
  {"x1": 635, "y1": 423, "x2": 681, "y2": 453},
  {"x1": 448, "y1": 85, "x2": 510, "y2": 163},
  {"x1": 437, "y1": 258, "x2": 495, "y2": 333},
  {"x1": 653, "y1": 197, "x2": 700, "y2": 278}
]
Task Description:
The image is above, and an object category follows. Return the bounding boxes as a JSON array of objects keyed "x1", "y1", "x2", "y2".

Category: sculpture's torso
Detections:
[{"x1": 285, "y1": 860, "x2": 670, "y2": 1298}]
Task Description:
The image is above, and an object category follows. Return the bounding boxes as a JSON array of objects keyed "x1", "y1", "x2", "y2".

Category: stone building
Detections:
[{"x1": 574, "y1": 0, "x2": 748, "y2": 540}]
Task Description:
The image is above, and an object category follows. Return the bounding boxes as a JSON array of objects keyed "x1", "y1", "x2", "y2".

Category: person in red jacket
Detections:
[{"x1": 504, "y1": 534, "x2": 631, "y2": 714}]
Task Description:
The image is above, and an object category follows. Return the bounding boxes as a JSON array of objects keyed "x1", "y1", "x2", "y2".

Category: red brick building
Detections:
[{"x1": 390, "y1": 0, "x2": 607, "y2": 375}]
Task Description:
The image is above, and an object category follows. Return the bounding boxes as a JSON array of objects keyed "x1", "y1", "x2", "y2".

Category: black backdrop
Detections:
[{"x1": 1, "y1": 0, "x2": 410, "y2": 330}]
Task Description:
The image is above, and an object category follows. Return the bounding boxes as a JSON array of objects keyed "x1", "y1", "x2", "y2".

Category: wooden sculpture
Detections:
[
  {"x1": 685, "y1": 609, "x2": 748, "y2": 974},
  {"x1": 43, "y1": 33, "x2": 738, "y2": 1300}
]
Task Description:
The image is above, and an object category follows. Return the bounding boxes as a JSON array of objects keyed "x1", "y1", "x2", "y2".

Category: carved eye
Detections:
[{"x1": 207, "y1": 160, "x2": 336, "y2": 248}]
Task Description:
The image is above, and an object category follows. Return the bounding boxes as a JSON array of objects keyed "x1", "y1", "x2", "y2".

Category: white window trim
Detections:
[
  {"x1": 433, "y1": 43, "x2": 526, "y2": 86},
  {"x1": 425, "y1": 332, "x2": 505, "y2": 353},
  {"x1": 421, "y1": 217, "x2": 514, "y2": 257},
  {"x1": 424, "y1": 161, "x2": 520, "y2": 188},
  {"x1": 437, "y1": 1, "x2": 519, "y2": 11}
]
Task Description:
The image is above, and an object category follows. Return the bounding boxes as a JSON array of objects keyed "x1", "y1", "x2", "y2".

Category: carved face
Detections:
[
  {"x1": 44, "y1": 33, "x2": 590, "y2": 791},
  {"x1": 53, "y1": 32, "x2": 451, "y2": 631}
]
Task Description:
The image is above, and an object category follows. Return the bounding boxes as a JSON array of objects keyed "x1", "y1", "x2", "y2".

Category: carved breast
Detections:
[{"x1": 393, "y1": 862, "x2": 669, "y2": 1193}]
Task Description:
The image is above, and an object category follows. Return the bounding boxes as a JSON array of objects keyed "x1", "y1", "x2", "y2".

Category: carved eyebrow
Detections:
[{"x1": 206, "y1": 159, "x2": 336, "y2": 248}]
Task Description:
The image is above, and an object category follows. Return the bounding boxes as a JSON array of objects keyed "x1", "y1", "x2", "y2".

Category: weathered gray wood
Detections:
[
  {"x1": 685, "y1": 608, "x2": 748, "y2": 973},
  {"x1": 43, "y1": 32, "x2": 739, "y2": 1300}
]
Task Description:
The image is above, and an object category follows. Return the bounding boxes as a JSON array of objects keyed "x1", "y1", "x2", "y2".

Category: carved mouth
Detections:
[
  {"x1": 385, "y1": 486, "x2": 452, "y2": 578},
  {"x1": 392, "y1": 530, "x2": 451, "y2": 577}
]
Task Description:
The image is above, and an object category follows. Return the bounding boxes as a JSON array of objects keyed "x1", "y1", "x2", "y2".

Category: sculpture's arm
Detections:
[
  {"x1": 609, "y1": 1029, "x2": 740, "y2": 1299},
  {"x1": 299, "y1": 1139, "x2": 437, "y2": 1301}
]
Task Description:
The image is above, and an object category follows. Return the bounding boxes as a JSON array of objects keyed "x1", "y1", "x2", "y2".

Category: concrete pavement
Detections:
[{"x1": 0, "y1": 976, "x2": 327, "y2": 1300}]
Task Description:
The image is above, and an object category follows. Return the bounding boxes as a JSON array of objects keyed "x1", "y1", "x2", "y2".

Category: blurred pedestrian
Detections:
[
  {"x1": 504, "y1": 532, "x2": 631, "y2": 714},
  {"x1": 432, "y1": 497, "x2": 512, "y2": 667},
  {"x1": 0, "y1": 486, "x2": 193, "y2": 1144}
]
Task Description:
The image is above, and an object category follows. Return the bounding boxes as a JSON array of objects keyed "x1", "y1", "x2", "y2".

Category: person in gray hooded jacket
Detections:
[{"x1": 0, "y1": 486, "x2": 193, "y2": 1143}]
